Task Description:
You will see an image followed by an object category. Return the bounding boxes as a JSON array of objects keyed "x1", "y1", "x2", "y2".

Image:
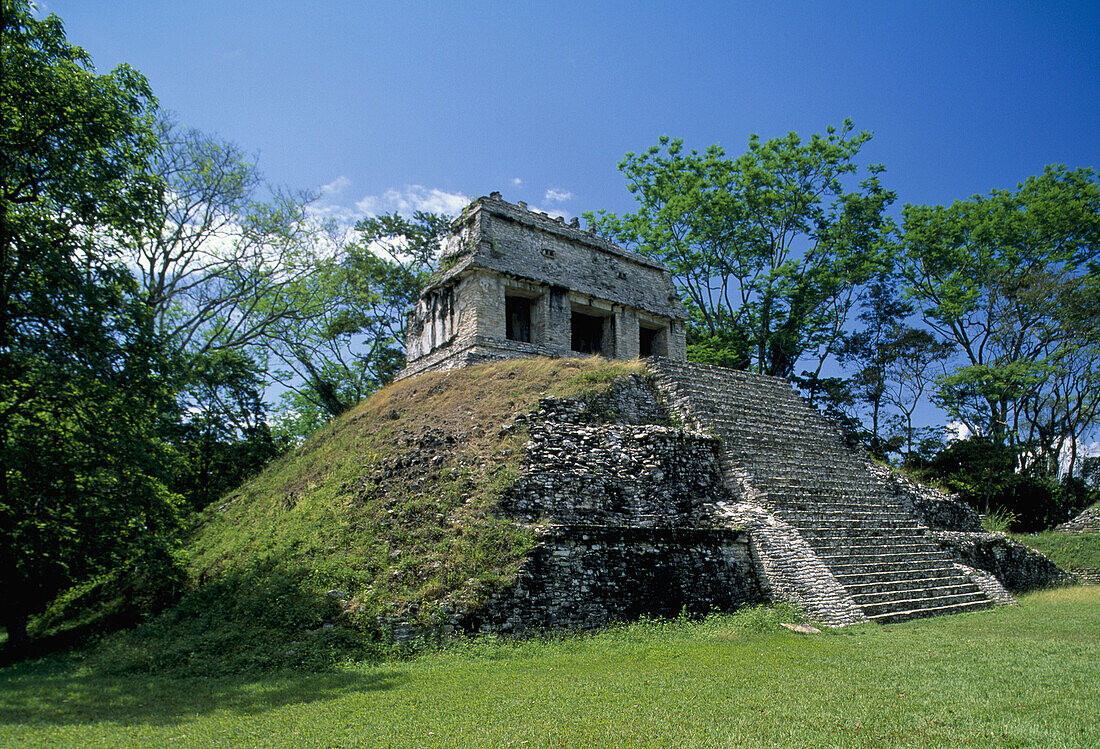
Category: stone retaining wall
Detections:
[
  {"x1": 469, "y1": 375, "x2": 762, "y2": 632},
  {"x1": 468, "y1": 526, "x2": 760, "y2": 633}
]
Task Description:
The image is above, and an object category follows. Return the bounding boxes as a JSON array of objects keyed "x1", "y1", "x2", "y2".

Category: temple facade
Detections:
[{"x1": 397, "y1": 193, "x2": 688, "y2": 380}]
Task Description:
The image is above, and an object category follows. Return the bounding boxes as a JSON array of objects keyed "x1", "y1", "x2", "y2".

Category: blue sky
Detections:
[{"x1": 40, "y1": 1, "x2": 1100, "y2": 224}]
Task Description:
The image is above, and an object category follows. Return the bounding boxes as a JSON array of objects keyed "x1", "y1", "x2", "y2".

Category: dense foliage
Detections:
[
  {"x1": 586, "y1": 122, "x2": 896, "y2": 382},
  {"x1": 0, "y1": 0, "x2": 183, "y2": 647}
]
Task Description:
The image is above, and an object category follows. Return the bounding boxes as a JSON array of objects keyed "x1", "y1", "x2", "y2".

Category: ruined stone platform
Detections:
[{"x1": 648, "y1": 357, "x2": 1000, "y2": 625}]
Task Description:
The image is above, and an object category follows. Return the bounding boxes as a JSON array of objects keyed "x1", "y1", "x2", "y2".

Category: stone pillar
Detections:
[
  {"x1": 473, "y1": 275, "x2": 505, "y2": 341},
  {"x1": 668, "y1": 320, "x2": 687, "y2": 361},
  {"x1": 614, "y1": 307, "x2": 640, "y2": 359},
  {"x1": 545, "y1": 286, "x2": 572, "y2": 355}
]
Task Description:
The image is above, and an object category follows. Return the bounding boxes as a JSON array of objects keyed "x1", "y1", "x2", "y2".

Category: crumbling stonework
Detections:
[
  {"x1": 1055, "y1": 505, "x2": 1100, "y2": 535},
  {"x1": 649, "y1": 358, "x2": 1003, "y2": 624},
  {"x1": 469, "y1": 526, "x2": 758, "y2": 633},
  {"x1": 398, "y1": 195, "x2": 688, "y2": 380},
  {"x1": 469, "y1": 379, "x2": 761, "y2": 632},
  {"x1": 929, "y1": 531, "x2": 1076, "y2": 592}
]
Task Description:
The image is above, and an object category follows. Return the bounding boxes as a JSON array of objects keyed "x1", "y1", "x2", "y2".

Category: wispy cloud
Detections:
[
  {"x1": 526, "y1": 204, "x2": 572, "y2": 221},
  {"x1": 308, "y1": 181, "x2": 469, "y2": 228},
  {"x1": 512, "y1": 177, "x2": 523, "y2": 187},
  {"x1": 320, "y1": 175, "x2": 351, "y2": 197},
  {"x1": 355, "y1": 185, "x2": 469, "y2": 218},
  {"x1": 544, "y1": 188, "x2": 573, "y2": 203}
]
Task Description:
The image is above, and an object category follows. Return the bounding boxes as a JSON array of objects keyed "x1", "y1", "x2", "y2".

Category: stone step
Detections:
[
  {"x1": 867, "y1": 598, "x2": 994, "y2": 624},
  {"x1": 830, "y1": 559, "x2": 962, "y2": 579},
  {"x1": 850, "y1": 582, "x2": 982, "y2": 606},
  {"x1": 843, "y1": 574, "x2": 976, "y2": 596},
  {"x1": 774, "y1": 501, "x2": 908, "y2": 516},
  {"x1": 817, "y1": 548, "x2": 950, "y2": 565},
  {"x1": 776, "y1": 509, "x2": 914, "y2": 524},
  {"x1": 795, "y1": 527, "x2": 926, "y2": 541},
  {"x1": 832, "y1": 567, "x2": 965, "y2": 588},
  {"x1": 860, "y1": 590, "x2": 989, "y2": 618}
]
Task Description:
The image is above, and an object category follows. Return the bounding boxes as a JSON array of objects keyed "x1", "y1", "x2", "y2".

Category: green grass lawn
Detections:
[{"x1": 2, "y1": 586, "x2": 1098, "y2": 748}]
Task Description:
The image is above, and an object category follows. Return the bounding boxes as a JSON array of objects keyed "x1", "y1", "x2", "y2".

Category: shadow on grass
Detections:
[
  {"x1": 0, "y1": 560, "x2": 414, "y2": 727},
  {"x1": 0, "y1": 660, "x2": 405, "y2": 727}
]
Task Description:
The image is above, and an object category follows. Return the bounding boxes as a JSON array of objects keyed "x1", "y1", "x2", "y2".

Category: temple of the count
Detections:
[{"x1": 397, "y1": 193, "x2": 688, "y2": 380}]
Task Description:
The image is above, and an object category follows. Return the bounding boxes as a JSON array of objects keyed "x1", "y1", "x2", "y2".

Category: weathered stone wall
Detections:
[
  {"x1": 929, "y1": 531, "x2": 1076, "y2": 592},
  {"x1": 444, "y1": 196, "x2": 684, "y2": 320},
  {"x1": 502, "y1": 421, "x2": 730, "y2": 528},
  {"x1": 470, "y1": 376, "x2": 762, "y2": 632},
  {"x1": 1055, "y1": 505, "x2": 1100, "y2": 535},
  {"x1": 469, "y1": 526, "x2": 760, "y2": 633}
]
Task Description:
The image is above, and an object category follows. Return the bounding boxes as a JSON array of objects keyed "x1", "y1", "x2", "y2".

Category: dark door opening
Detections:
[
  {"x1": 571, "y1": 311, "x2": 604, "y2": 354},
  {"x1": 506, "y1": 296, "x2": 532, "y2": 343},
  {"x1": 639, "y1": 326, "x2": 658, "y2": 357}
]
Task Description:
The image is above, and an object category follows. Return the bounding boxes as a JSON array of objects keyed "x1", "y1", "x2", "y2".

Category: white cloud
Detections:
[
  {"x1": 355, "y1": 185, "x2": 469, "y2": 218},
  {"x1": 523, "y1": 204, "x2": 573, "y2": 222},
  {"x1": 544, "y1": 188, "x2": 573, "y2": 203},
  {"x1": 320, "y1": 175, "x2": 351, "y2": 196},
  {"x1": 946, "y1": 421, "x2": 971, "y2": 442},
  {"x1": 307, "y1": 181, "x2": 469, "y2": 229},
  {"x1": 511, "y1": 177, "x2": 523, "y2": 187}
]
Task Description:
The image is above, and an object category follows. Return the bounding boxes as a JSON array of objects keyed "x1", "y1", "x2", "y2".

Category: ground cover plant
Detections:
[{"x1": 1, "y1": 587, "x2": 1097, "y2": 748}]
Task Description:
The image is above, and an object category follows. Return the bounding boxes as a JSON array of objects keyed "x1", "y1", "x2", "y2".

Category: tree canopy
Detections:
[
  {"x1": 0, "y1": 0, "x2": 183, "y2": 648},
  {"x1": 587, "y1": 122, "x2": 896, "y2": 380},
  {"x1": 902, "y1": 165, "x2": 1100, "y2": 475}
]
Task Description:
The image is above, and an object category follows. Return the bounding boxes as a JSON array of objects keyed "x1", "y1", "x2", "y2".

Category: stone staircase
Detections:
[{"x1": 649, "y1": 357, "x2": 994, "y2": 624}]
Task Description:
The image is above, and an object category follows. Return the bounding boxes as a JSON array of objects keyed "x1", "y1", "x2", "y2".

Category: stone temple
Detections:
[
  {"x1": 397, "y1": 193, "x2": 688, "y2": 380},
  {"x1": 395, "y1": 194, "x2": 1071, "y2": 632}
]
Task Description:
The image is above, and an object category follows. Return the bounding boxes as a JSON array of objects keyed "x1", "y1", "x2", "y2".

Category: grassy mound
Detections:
[{"x1": 87, "y1": 357, "x2": 648, "y2": 675}]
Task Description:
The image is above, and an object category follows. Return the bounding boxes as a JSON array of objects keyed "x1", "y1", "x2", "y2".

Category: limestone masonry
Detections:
[
  {"x1": 397, "y1": 194, "x2": 687, "y2": 380},
  {"x1": 396, "y1": 194, "x2": 1072, "y2": 633}
]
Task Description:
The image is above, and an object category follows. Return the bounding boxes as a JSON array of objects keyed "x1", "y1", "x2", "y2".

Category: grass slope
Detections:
[
  {"x1": 1011, "y1": 531, "x2": 1100, "y2": 572},
  {"x1": 83, "y1": 358, "x2": 648, "y2": 674},
  {"x1": 1, "y1": 587, "x2": 1097, "y2": 748}
]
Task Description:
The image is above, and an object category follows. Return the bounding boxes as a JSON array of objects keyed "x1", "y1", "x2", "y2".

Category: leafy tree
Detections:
[
  {"x1": 134, "y1": 113, "x2": 323, "y2": 357},
  {"x1": 837, "y1": 277, "x2": 914, "y2": 458},
  {"x1": 902, "y1": 165, "x2": 1100, "y2": 475},
  {"x1": 1, "y1": 1, "x2": 183, "y2": 648},
  {"x1": 268, "y1": 211, "x2": 448, "y2": 437},
  {"x1": 588, "y1": 121, "x2": 895, "y2": 379},
  {"x1": 882, "y1": 327, "x2": 954, "y2": 459},
  {"x1": 925, "y1": 437, "x2": 1093, "y2": 532},
  {"x1": 124, "y1": 114, "x2": 323, "y2": 504},
  {"x1": 169, "y1": 350, "x2": 287, "y2": 511}
]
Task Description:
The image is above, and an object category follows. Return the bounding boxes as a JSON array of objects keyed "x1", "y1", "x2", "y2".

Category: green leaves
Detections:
[
  {"x1": 267, "y1": 210, "x2": 449, "y2": 440},
  {"x1": 902, "y1": 165, "x2": 1100, "y2": 475},
  {"x1": 589, "y1": 121, "x2": 895, "y2": 378},
  {"x1": 1, "y1": 1, "x2": 181, "y2": 647}
]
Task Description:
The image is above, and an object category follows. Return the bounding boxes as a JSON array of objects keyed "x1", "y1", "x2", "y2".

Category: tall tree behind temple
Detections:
[
  {"x1": 587, "y1": 121, "x2": 896, "y2": 380},
  {"x1": 902, "y1": 165, "x2": 1100, "y2": 477},
  {"x1": 266, "y1": 211, "x2": 447, "y2": 439}
]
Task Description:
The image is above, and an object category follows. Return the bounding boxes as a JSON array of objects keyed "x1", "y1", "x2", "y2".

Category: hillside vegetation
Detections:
[{"x1": 84, "y1": 358, "x2": 648, "y2": 674}]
